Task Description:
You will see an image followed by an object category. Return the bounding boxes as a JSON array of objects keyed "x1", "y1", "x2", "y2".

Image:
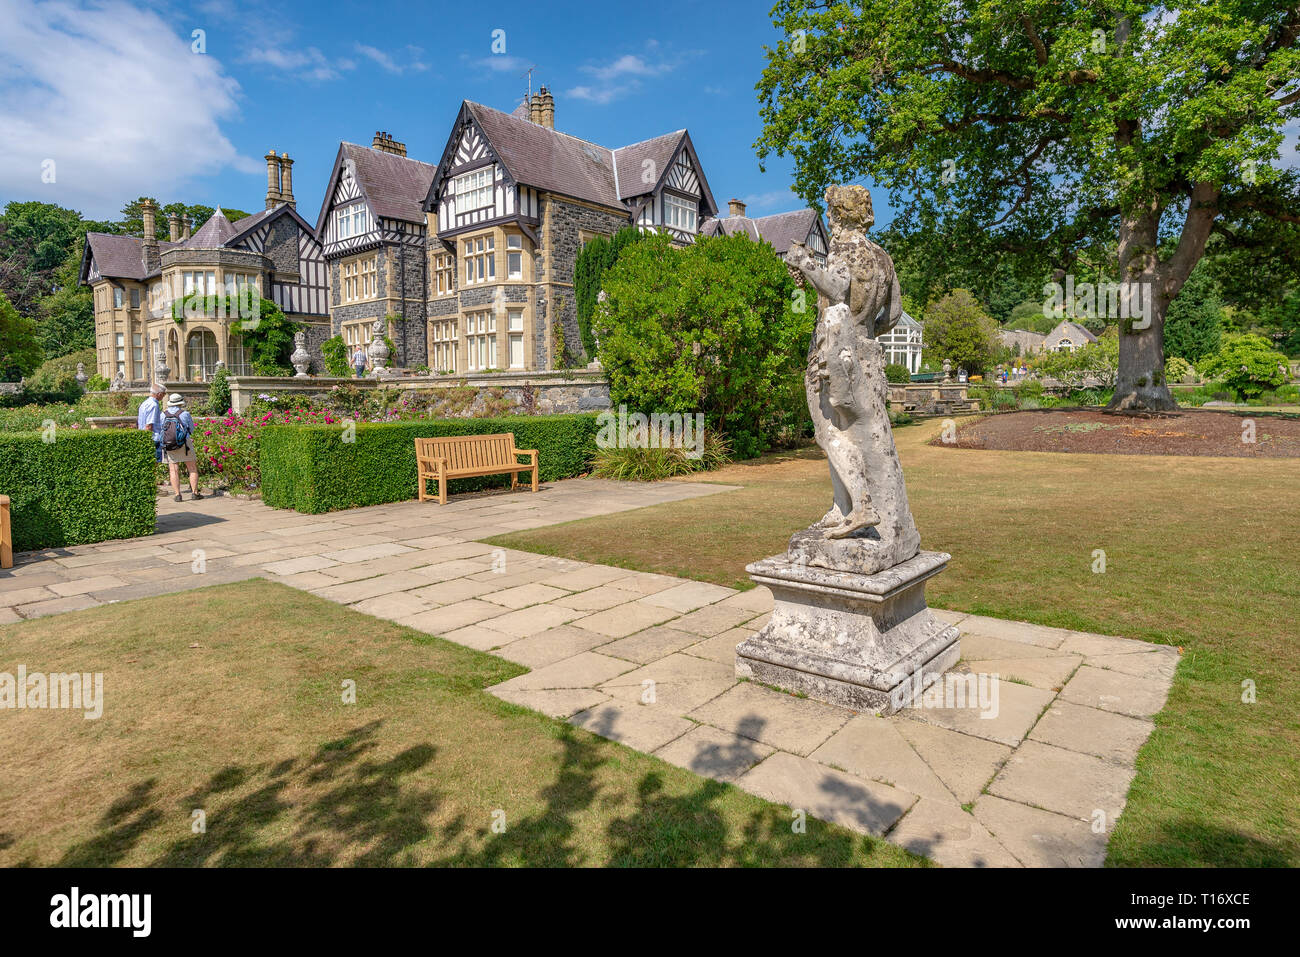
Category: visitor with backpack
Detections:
[{"x1": 161, "y1": 393, "x2": 204, "y2": 503}]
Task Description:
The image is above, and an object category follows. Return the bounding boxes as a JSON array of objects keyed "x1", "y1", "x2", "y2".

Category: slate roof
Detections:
[
  {"x1": 612, "y1": 130, "x2": 687, "y2": 201},
  {"x1": 184, "y1": 208, "x2": 238, "y2": 248},
  {"x1": 83, "y1": 232, "x2": 181, "y2": 281},
  {"x1": 700, "y1": 208, "x2": 825, "y2": 255},
  {"x1": 465, "y1": 102, "x2": 626, "y2": 210},
  {"x1": 1044, "y1": 320, "x2": 1098, "y2": 346},
  {"x1": 340, "y1": 142, "x2": 437, "y2": 224}
]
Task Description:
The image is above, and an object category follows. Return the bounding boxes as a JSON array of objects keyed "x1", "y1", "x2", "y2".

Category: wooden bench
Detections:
[
  {"x1": 415, "y1": 434, "x2": 539, "y2": 505},
  {"x1": 0, "y1": 495, "x2": 11, "y2": 569}
]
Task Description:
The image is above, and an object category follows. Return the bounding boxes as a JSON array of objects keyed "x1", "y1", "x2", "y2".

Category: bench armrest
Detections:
[
  {"x1": 417, "y1": 456, "x2": 447, "y2": 471},
  {"x1": 513, "y1": 449, "x2": 538, "y2": 462}
]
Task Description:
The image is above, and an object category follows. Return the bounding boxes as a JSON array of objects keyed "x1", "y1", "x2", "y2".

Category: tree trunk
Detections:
[
  {"x1": 1107, "y1": 208, "x2": 1179, "y2": 413},
  {"x1": 1109, "y1": 296, "x2": 1178, "y2": 412}
]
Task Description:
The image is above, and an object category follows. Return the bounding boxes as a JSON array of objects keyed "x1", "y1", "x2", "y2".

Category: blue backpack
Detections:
[{"x1": 161, "y1": 409, "x2": 191, "y2": 451}]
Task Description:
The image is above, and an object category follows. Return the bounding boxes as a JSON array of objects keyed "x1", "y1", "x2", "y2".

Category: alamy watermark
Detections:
[
  {"x1": 1, "y1": 666, "x2": 103, "y2": 719},
  {"x1": 1043, "y1": 276, "x2": 1152, "y2": 328},
  {"x1": 595, "y1": 405, "x2": 705, "y2": 459}
]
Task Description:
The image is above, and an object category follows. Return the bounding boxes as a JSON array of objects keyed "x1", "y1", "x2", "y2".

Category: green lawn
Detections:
[
  {"x1": 488, "y1": 419, "x2": 1300, "y2": 867},
  {"x1": 0, "y1": 580, "x2": 920, "y2": 867}
]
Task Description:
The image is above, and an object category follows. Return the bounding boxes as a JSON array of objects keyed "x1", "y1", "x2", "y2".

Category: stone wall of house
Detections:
[
  {"x1": 327, "y1": 243, "x2": 428, "y2": 369},
  {"x1": 224, "y1": 369, "x2": 611, "y2": 415},
  {"x1": 535, "y1": 196, "x2": 629, "y2": 368},
  {"x1": 262, "y1": 216, "x2": 301, "y2": 276}
]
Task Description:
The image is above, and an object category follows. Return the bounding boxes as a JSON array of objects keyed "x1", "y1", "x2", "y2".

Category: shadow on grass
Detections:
[{"x1": 50, "y1": 717, "x2": 909, "y2": 868}]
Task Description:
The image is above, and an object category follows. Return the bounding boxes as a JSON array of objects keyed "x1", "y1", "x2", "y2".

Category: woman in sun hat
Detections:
[{"x1": 159, "y1": 393, "x2": 204, "y2": 503}]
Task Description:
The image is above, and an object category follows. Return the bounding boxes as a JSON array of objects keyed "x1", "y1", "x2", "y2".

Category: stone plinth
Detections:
[{"x1": 737, "y1": 551, "x2": 960, "y2": 715}]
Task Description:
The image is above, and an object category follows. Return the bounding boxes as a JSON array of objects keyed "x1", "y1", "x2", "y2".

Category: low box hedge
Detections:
[
  {"x1": 260, "y1": 414, "x2": 601, "y2": 514},
  {"x1": 0, "y1": 428, "x2": 157, "y2": 551}
]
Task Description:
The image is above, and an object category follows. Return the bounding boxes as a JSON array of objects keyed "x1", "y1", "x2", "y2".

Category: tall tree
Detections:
[
  {"x1": 756, "y1": 1, "x2": 1300, "y2": 412},
  {"x1": 0, "y1": 289, "x2": 43, "y2": 381},
  {"x1": 36, "y1": 239, "x2": 96, "y2": 359}
]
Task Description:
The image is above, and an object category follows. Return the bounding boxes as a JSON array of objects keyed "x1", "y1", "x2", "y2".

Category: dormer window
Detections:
[
  {"x1": 454, "y1": 168, "x2": 494, "y2": 212},
  {"x1": 664, "y1": 193, "x2": 698, "y2": 233},
  {"x1": 336, "y1": 204, "x2": 371, "y2": 240}
]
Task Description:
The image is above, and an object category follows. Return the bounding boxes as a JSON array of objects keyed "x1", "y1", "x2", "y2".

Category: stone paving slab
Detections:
[{"x1": 0, "y1": 476, "x2": 1179, "y2": 868}]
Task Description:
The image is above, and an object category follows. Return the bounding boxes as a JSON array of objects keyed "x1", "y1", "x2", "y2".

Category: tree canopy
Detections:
[{"x1": 756, "y1": 1, "x2": 1300, "y2": 411}]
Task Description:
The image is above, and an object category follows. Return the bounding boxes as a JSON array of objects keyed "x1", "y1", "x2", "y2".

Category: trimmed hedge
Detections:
[
  {"x1": 260, "y1": 414, "x2": 601, "y2": 514},
  {"x1": 0, "y1": 429, "x2": 157, "y2": 551}
]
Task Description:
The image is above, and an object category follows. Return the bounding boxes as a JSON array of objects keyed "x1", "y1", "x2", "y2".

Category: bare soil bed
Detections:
[{"x1": 937, "y1": 408, "x2": 1300, "y2": 457}]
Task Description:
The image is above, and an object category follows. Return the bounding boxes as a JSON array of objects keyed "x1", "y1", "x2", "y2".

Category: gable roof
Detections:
[
  {"x1": 1045, "y1": 320, "x2": 1098, "y2": 345},
  {"x1": 81, "y1": 232, "x2": 181, "y2": 281},
  {"x1": 315, "y1": 142, "x2": 436, "y2": 234},
  {"x1": 427, "y1": 102, "x2": 717, "y2": 219},
  {"x1": 225, "y1": 202, "x2": 320, "y2": 248},
  {"x1": 700, "y1": 208, "x2": 827, "y2": 255},
  {"x1": 464, "y1": 102, "x2": 624, "y2": 210}
]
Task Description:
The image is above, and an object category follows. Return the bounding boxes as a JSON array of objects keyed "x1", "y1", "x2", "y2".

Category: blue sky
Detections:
[{"x1": 0, "y1": 0, "x2": 886, "y2": 226}]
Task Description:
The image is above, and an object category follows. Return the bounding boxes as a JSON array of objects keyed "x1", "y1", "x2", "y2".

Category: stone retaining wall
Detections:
[{"x1": 224, "y1": 369, "x2": 611, "y2": 415}]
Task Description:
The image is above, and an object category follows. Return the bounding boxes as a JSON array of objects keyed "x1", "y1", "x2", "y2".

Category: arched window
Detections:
[
  {"x1": 186, "y1": 329, "x2": 219, "y2": 381},
  {"x1": 227, "y1": 334, "x2": 251, "y2": 375}
]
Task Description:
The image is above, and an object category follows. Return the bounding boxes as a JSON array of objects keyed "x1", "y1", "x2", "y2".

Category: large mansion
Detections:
[
  {"x1": 82, "y1": 88, "x2": 827, "y2": 382},
  {"x1": 80, "y1": 150, "x2": 328, "y2": 382}
]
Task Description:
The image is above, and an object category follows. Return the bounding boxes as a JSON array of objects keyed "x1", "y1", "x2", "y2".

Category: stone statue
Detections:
[
  {"x1": 783, "y1": 184, "x2": 920, "y2": 574},
  {"x1": 736, "y1": 184, "x2": 958, "y2": 714},
  {"x1": 75, "y1": 362, "x2": 88, "y2": 389},
  {"x1": 153, "y1": 342, "x2": 170, "y2": 383},
  {"x1": 109, "y1": 370, "x2": 127, "y2": 392},
  {"x1": 290, "y1": 331, "x2": 311, "y2": 377},
  {"x1": 367, "y1": 318, "x2": 391, "y2": 376}
]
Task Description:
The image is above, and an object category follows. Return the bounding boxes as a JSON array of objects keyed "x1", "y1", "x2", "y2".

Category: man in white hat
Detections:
[
  {"x1": 160, "y1": 393, "x2": 204, "y2": 503},
  {"x1": 136, "y1": 383, "x2": 166, "y2": 462}
]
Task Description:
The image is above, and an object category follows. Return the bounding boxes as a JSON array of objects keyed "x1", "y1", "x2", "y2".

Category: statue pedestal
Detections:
[{"x1": 736, "y1": 550, "x2": 960, "y2": 715}]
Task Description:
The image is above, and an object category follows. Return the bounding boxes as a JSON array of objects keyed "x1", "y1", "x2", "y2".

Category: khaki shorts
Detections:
[{"x1": 163, "y1": 441, "x2": 196, "y2": 466}]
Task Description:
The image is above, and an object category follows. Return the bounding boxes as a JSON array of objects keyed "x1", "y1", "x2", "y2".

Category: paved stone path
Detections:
[{"x1": 1, "y1": 479, "x2": 1177, "y2": 867}]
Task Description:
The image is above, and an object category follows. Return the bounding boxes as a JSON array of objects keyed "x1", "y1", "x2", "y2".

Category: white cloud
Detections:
[
  {"x1": 356, "y1": 43, "x2": 429, "y2": 75},
  {"x1": 567, "y1": 84, "x2": 633, "y2": 105},
  {"x1": 566, "y1": 44, "x2": 697, "y2": 105},
  {"x1": 743, "y1": 190, "x2": 801, "y2": 212},
  {"x1": 0, "y1": 0, "x2": 258, "y2": 219},
  {"x1": 244, "y1": 44, "x2": 352, "y2": 82},
  {"x1": 582, "y1": 54, "x2": 674, "y2": 82}
]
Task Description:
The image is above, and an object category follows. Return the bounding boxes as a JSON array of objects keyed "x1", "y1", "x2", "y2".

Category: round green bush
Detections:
[{"x1": 885, "y1": 363, "x2": 911, "y2": 383}]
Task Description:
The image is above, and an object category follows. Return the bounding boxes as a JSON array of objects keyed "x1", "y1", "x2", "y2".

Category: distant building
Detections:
[
  {"x1": 881, "y1": 311, "x2": 924, "y2": 373},
  {"x1": 999, "y1": 320, "x2": 1098, "y2": 357},
  {"x1": 699, "y1": 199, "x2": 829, "y2": 263},
  {"x1": 1043, "y1": 319, "x2": 1098, "y2": 353},
  {"x1": 79, "y1": 151, "x2": 328, "y2": 382}
]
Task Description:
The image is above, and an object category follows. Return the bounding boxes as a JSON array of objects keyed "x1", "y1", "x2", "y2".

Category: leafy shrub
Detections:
[
  {"x1": 20, "y1": 347, "x2": 95, "y2": 398},
  {"x1": 86, "y1": 374, "x2": 110, "y2": 391},
  {"x1": 574, "y1": 226, "x2": 646, "y2": 358},
  {"x1": 592, "y1": 430, "x2": 731, "y2": 481},
  {"x1": 1198, "y1": 334, "x2": 1289, "y2": 397},
  {"x1": 884, "y1": 363, "x2": 911, "y2": 384},
  {"x1": 260, "y1": 414, "x2": 602, "y2": 513},
  {"x1": 208, "y1": 367, "x2": 232, "y2": 416},
  {"x1": 0, "y1": 429, "x2": 156, "y2": 550},
  {"x1": 321, "y1": 335, "x2": 352, "y2": 377},
  {"x1": 228, "y1": 297, "x2": 300, "y2": 375},
  {"x1": 1165, "y1": 355, "x2": 1194, "y2": 383},
  {"x1": 595, "y1": 233, "x2": 812, "y2": 460}
]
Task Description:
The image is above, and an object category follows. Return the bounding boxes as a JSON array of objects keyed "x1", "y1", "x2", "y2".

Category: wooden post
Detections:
[{"x1": 0, "y1": 494, "x2": 12, "y2": 569}]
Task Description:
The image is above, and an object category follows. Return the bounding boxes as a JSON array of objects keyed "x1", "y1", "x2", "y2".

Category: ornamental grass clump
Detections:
[{"x1": 592, "y1": 430, "x2": 731, "y2": 481}]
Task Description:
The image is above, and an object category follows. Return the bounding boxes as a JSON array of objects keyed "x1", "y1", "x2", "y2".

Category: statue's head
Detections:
[{"x1": 825, "y1": 185, "x2": 874, "y2": 232}]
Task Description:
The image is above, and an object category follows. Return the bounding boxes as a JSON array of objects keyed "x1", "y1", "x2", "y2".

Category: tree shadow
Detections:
[{"x1": 47, "y1": 714, "x2": 908, "y2": 868}]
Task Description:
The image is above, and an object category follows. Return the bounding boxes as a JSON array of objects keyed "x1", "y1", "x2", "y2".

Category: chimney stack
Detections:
[
  {"x1": 728, "y1": 198, "x2": 747, "y2": 217},
  {"x1": 370, "y1": 131, "x2": 407, "y2": 157},
  {"x1": 265, "y1": 150, "x2": 282, "y2": 209},
  {"x1": 168, "y1": 211, "x2": 181, "y2": 242},
  {"x1": 529, "y1": 94, "x2": 544, "y2": 125},
  {"x1": 279, "y1": 152, "x2": 295, "y2": 207},
  {"x1": 140, "y1": 200, "x2": 160, "y2": 273},
  {"x1": 538, "y1": 86, "x2": 554, "y2": 130},
  {"x1": 181, "y1": 216, "x2": 191, "y2": 241}
]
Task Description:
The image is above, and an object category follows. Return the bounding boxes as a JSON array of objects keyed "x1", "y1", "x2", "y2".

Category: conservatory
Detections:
[{"x1": 879, "y1": 311, "x2": 924, "y2": 374}]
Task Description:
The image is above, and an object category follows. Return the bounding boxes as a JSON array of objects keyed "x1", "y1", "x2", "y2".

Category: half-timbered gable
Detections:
[
  {"x1": 421, "y1": 94, "x2": 721, "y2": 374},
  {"x1": 315, "y1": 135, "x2": 436, "y2": 368}
]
